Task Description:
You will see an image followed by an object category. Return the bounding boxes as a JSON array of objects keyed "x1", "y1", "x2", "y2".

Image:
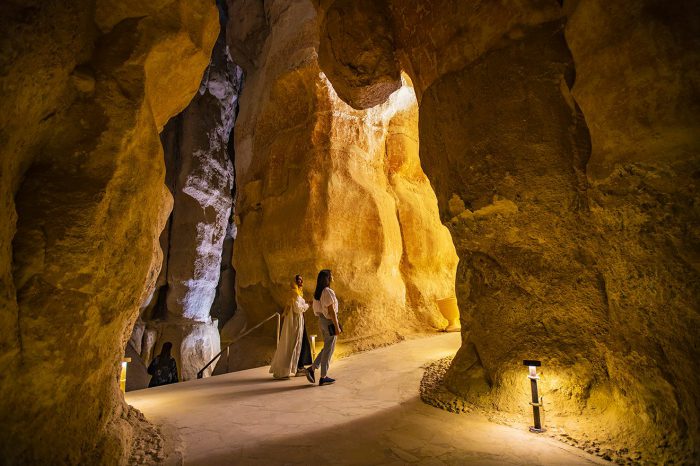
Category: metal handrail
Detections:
[{"x1": 197, "y1": 312, "x2": 281, "y2": 379}]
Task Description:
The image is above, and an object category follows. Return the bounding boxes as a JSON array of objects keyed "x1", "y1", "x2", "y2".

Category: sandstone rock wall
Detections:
[
  {"x1": 564, "y1": 1, "x2": 700, "y2": 460},
  {"x1": 224, "y1": 0, "x2": 457, "y2": 369},
  {"x1": 314, "y1": 0, "x2": 700, "y2": 462},
  {"x1": 0, "y1": 1, "x2": 218, "y2": 463}
]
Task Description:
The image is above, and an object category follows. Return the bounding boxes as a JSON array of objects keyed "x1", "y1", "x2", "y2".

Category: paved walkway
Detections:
[{"x1": 127, "y1": 333, "x2": 604, "y2": 465}]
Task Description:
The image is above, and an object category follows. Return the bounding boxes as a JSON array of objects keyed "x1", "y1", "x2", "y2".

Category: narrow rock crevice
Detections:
[{"x1": 128, "y1": 0, "x2": 244, "y2": 385}]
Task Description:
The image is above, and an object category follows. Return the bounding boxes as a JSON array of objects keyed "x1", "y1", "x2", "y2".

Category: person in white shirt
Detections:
[{"x1": 306, "y1": 269, "x2": 342, "y2": 386}]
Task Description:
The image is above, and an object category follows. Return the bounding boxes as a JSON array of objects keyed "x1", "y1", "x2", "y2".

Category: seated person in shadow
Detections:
[{"x1": 147, "y1": 341, "x2": 179, "y2": 388}]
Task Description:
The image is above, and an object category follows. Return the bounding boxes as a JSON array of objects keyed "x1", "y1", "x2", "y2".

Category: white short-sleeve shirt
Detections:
[{"x1": 313, "y1": 287, "x2": 338, "y2": 320}]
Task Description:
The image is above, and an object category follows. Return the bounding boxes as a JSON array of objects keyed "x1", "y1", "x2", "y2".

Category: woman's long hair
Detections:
[{"x1": 314, "y1": 269, "x2": 332, "y2": 300}]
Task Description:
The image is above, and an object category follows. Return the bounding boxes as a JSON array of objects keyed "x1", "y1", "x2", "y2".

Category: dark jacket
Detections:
[{"x1": 147, "y1": 355, "x2": 179, "y2": 387}]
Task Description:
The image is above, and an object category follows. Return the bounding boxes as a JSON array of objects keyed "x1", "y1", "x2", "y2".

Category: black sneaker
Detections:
[
  {"x1": 319, "y1": 376, "x2": 335, "y2": 386},
  {"x1": 306, "y1": 366, "x2": 315, "y2": 384}
]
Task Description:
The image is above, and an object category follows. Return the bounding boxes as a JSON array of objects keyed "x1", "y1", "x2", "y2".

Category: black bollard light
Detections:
[{"x1": 523, "y1": 359, "x2": 545, "y2": 433}]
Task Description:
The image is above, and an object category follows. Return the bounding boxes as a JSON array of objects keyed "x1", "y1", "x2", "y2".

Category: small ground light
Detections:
[
  {"x1": 523, "y1": 359, "x2": 545, "y2": 433},
  {"x1": 310, "y1": 334, "x2": 317, "y2": 360},
  {"x1": 120, "y1": 358, "x2": 131, "y2": 393}
]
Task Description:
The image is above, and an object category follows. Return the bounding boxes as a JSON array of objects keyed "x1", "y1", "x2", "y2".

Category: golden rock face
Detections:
[
  {"x1": 0, "y1": 0, "x2": 697, "y2": 463},
  {"x1": 315, "y1": 0, "x2": 700, "y2": 462},
  {"x1": 226, "y1": 0, "x2": 457, "y2": 367},
  {"x1": 0, "y1": 1, "x2": 218, "y2": 463}
]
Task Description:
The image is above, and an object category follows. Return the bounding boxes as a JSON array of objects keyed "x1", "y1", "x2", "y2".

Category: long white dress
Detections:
[{"x1": 269, "y1": 294, "x2": 309, "y2": 378}]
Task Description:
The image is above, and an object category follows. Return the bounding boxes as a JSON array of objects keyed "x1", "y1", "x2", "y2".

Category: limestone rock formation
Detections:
[
  {"x1": 211, "y1": 218, "x2": 237, "y2": 327},
  {"x1": 318, "y1": 0, "x2": 401, "y2": 109},
  {"x1": 0, "y1": 1, "x2": 218, "y2": 463},
  {"x1": 314, "y1": 0, "x2": 700, "y2": 462},
  {"x1": 225, "y1": 0, "x2": 457, "y2": 369},
  {"x1": 134, "y1": 9, "x2": 243, "y2": 382},
  {"x1": 163, "y1": 49, "x2": 238, "y2": 327}
]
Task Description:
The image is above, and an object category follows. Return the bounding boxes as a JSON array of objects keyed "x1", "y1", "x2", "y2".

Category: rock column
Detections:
[{"x1": 144, "y1": 14, "x2": 243, "y2": 381}]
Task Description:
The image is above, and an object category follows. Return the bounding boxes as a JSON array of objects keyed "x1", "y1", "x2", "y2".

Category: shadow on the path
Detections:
[
  {"x1": 197, "y1": 382, "x2": 315, "y2": 403},
  {"x1": 184, "y1": 398, "x2": 598, "y2": 466}
]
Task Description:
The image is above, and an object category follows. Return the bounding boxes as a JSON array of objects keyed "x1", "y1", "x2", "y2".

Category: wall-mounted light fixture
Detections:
[{"x1": 523, "y1": 359, "x2": 545, "y2": 433}]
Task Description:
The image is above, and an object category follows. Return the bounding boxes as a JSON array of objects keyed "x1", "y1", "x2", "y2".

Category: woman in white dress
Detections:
[{"x1": 270, "y1": 275, "x2": 309, "y2": 379}]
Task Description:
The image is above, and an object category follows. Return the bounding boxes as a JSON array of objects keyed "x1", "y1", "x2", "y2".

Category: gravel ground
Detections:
[
  {"x1": 420, "y1": 357, "x2": 644, "y2": 466},
  {"x1": 126, "y1": 407, "x2": 168, "y2": 465}
]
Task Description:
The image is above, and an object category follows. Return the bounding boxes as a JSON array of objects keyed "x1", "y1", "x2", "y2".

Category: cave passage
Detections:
[
  {"x1": 126, "y1": 1, "x2": 459, "y2": 392},
  {"x1": 1, "y1": 0, "x2": 698, "y2": 465}
]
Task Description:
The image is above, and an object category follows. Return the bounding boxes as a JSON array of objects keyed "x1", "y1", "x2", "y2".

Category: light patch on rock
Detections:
[{"x1": 472, "y1": 197, "x2": 518, "y2": 219}]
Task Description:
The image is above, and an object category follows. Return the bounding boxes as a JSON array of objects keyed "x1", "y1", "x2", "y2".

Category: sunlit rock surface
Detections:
[
  {"x1": 0, "y1": 0, "x2": 218, "y2": 463},
  {"x1": 315, "y1": 0, "x2": 700, "y2": 462},
  {"x1": 225, "y1": 0, "x2": 457, "y2": 369}
]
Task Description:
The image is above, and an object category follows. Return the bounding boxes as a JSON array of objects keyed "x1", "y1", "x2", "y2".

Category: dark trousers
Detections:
[{"x1": 297, "y1": 326, "x2": 312, "y2": 369}]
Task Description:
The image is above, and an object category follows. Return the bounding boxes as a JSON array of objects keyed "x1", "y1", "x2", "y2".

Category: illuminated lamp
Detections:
[
  {"x1": 310, "y1": 334, "x2": 317, "y2": 360},
  {"x1": 120, "y1": 358, "x2": 131, "y2": 393},
  {"x1": 523, "y1": 359, "x2": 545, "y2": 433}
]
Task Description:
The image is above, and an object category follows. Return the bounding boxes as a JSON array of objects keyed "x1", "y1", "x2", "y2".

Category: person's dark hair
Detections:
[
  {"x1": 314, "y1": 269, "x2": 332, "y2": 300},
  {"x1": 160, "y1": 342, "x2": 173, "y2": 358},
  {"x1": 295, "y1": 274, "x2": 302, "y2": 284}
]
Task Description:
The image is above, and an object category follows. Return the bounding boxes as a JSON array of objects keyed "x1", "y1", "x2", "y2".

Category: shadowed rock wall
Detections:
[
  {"x1": 0, "y1": 0, "x2": 218, "y2": 463},
  {"x1": 564, "y1": 0, "x2": 700, "y2": 460},
  {"x1": 223, "y1": 0, "x2": 457, "y2": 369},
  {"x1": 314, "y1": 0, "x2": 700, "y2": 462}
]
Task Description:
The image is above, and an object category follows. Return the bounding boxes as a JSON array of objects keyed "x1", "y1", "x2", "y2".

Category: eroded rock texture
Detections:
[
  {"x1": 224, "y1": 0, "x2": 457, "y2": 369},
  {"x1": 563, "y1": 1, "x2": 700, "y2": 460},
  {"x1": 315, "y1": 0, "x2": 700, "y2": 462},
  {"x1": 0, "y1": 1, "x2": 218, "y2": 463},
  {"x1": 135, "y1": 11, "x2": 243, "y2": 382}
]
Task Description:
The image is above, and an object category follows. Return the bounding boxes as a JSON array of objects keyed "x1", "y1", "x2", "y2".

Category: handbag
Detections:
[{"x1": 328, "y1": 322, "x2": 343, "y2": 336}]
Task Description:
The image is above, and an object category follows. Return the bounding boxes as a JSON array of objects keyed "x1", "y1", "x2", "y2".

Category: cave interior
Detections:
[{"x1": 0, "y1": 0, "x2": 698, "y2": 464}]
